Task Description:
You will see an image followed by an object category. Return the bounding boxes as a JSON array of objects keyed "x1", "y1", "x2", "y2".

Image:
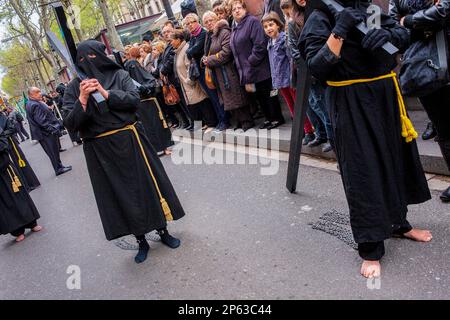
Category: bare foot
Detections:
[
  {"x1": 32, "y1": 225, "x2": 43, "y2": 232},
  {"x1": 164, "y1": 149, "x2": 172, "y2": 156},
  {"x1": 402, "y1": 228, "x2": 432, "y2": 242},
  {"x1": 361, "y1": 260, "x2": 381, "y2": 278},
  {"x1": 15, "y1": 234, "x2": 25, "y2": 242}
]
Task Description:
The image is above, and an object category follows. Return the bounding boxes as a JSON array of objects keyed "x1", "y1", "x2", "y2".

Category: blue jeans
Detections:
[
  {"x1": 308, "y1": 81, "x2": 333, "y2": 141},
  {"x1": 198, "y1": 68, "x2": 227, "y2": 127}
]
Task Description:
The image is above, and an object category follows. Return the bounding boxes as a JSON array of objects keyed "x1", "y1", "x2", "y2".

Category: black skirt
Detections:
[
  {"x1": 83, "y1": 122, "x2": 184, "y2": 241},
  {"x1": 328, "y1": 78, "x2": 431, "y2": 243},
  {"x1": 0, "y1": 162, "x2": 40, "y2": 235}
]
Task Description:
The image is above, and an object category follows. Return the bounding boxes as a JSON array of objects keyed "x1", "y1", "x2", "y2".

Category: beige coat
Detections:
[{"x1": 174, "y1": 41, "x2": 207, "y2": 105}]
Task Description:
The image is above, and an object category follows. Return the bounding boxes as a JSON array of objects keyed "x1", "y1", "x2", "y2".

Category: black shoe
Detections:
[
  {"x1": 56, "y1": 166, "x2": 72, "y2": 176},
  {"x1": 422, "y1": 122, "x2": 437, "y2": 141},
  {"x1": 259, "y1": 121, "x2": 272, "y2": 129},
  {"x1": 440, "y1": 186, "x2": 450, "y2": 203},
  {"x1": 302, "y1": 133, "x2": 315, "y2": 145},
  {"x1": 59, "y1": 149, "x2": 67, "y2": 152},
  {"x1": 158, "y1": 229, "x2": 181, "y2": 249},
  {"x1": 322, "y1": 143, "x2": 333, "y2": 153},
  {"x1": 75, "y1": 140, "x2": 83, "y2": 145},
  {"x1": 135, "y1": 239, "x2": 150, "y2": 264},
  {"x1": 308, "y1": 137, "x2": 328, "y2": 147}
]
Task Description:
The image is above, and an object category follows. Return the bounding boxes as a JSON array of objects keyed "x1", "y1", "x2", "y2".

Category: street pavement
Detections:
[{"x1": 0, "y1": 134, "x2": 448, "y2": 300}]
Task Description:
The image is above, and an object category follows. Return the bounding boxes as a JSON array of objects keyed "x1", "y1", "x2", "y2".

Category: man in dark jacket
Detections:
[{"x1": 25, "y1": 87, "x2": 72, "y2": 176}]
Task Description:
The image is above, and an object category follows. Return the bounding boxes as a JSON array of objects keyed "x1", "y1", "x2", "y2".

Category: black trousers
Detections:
[
  {"x1": 419, "y1": 85, "x2": 450, "y2": 171},
  {"x1": 230, "y1": 106, "x2": 254, "y2": 129},
  {"x1": 11, "y1": 220, "x2": 37, "y2": 237},
  {"x1": 358, "y1": 222, "x2": 412, "y2": 260},
  {"x1": 248, "y1": 78, "x2": 284, "y2": 123},
  {"x1": 39, "y1": 134, "x2": 63, "y2": 173},
  {"x1": 189, "y1": 99, "x2": 218, "y2": 127},
  {"x1": 16, "y1": 122, "x2": 30, "y2": 141}
]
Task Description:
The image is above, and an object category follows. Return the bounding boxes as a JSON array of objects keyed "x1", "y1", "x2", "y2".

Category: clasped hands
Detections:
[
  {"x1": 332, "y1": 7, "x2": 392, "y2": 51},
  {"x1": 79, "y1": 79, "x2": 109, "y2": 111}
]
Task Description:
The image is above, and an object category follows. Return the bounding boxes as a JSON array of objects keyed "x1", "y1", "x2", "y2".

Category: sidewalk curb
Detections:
[{"x1": 172, "y1": 128, "x2": 450, "y2": 176}]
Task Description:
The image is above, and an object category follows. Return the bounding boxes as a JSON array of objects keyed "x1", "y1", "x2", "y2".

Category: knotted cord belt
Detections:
[
  {"x1": 141, "y1": 97, "x2": 168, "y2": 129},
  {"x1": 6, "y1": 165, "x2": 22, "y2": 193},
  {"x1": 96, "y1": 123, "x2": 173, "y2": 221},
  {"x1": 327, "y1": 72, "x2": 418, "y2": 143},
  {"x1": 9, "y1": 137, "x2": 26, "y2": 167}
]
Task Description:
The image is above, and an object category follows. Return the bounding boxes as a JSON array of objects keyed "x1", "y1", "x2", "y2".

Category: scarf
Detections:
[{"x1": 191, "y1": 25, "x2": 202, "y2": 37}]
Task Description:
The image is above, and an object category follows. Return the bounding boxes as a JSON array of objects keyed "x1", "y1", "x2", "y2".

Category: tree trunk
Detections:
[
  {"x1": 61, "y1": 0, "x2": 84, "y2": 43},
  {"x1": 97, "y1": 0, "x2": 124, "y2": 50},
  {"x1": 194, "y1": 0, "x2": 212, "y2": 22},
  {"x1": 8, "y1": 0, "x2": 56, "y2": 69}
]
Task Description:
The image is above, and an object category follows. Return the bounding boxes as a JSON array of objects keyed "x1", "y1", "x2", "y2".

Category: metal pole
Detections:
[
  {"x1": 286, "y1": 59, "x2": 312, "y2": 193},
  {"x1": 161, "y1": 0, "x2": 175, "y2": 22}
]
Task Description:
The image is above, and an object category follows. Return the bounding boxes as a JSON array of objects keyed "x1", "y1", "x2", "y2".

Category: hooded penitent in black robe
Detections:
[
  {"x1": 0, "y1": 131, "x2": 40, "y2": 236},
  {"x1": 299, "y1": 1, "x2": 431, "y2": 246},
  {"x1": 63, "y1": 40, "x2": 185, "y2": 241},
  {"x1": 125, "y1": 60, "x2": 173, "y2": 153},
  {"x1": 0, "y1": 113, "x2": 40, "y2": 192}
]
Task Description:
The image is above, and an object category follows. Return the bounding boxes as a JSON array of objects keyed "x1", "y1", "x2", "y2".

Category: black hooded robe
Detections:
[
  {"x1": 125, "y1": 60, "x2": 173, "y2": 153},
  {"x1": 63, "y1": 40, "x2": 185, "y2": 241},
  {"x1": 299, "y1": 3, "x2": 431, "y2": 248},
  {"x1": 0, "y1": 135, "x2": 40, "y2": 236},
  {"x1": 0, "y1": 113, "x2": 40, "y2": 191}
]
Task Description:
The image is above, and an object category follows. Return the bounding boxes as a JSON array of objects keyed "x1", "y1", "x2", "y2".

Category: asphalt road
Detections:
[{"x1": 0, "y1": 135, "x2": 448, "y2": 300}]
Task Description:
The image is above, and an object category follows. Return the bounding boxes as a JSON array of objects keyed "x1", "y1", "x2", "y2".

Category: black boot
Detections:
[
  {"x1": 437, "y1": 139, "x2": 450, "y2": 203},
  {"x1": 134, "y1": 236, "x2": 150, "y2": 264},
  {"x1": 422, "y1": 122, "x2": 437, "y2": 140},
  {"x1": 157, "y1": 228, "x2": 181, "y2": 249}
]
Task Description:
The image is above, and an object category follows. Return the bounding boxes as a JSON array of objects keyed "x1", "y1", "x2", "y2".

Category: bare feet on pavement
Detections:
[{"x1": 361, "y1": 260, "x2": 381, "y2": 278}]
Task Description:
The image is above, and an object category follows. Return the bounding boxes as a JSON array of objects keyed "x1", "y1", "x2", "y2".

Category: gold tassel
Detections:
[
  {"x1": 7, "y1": 167, "x2": 20, "y2": 193},
  {"x1": 14, "y1": 175, "x2": 22, "y2": 188},
  {"x1": 161, "y1": 198, "x2": 173, "y2": 221},
  {"x1": 10, "y1": 137, "x2": 26, "y2": 167},
  {"x1": 12, "y1": 181, "x2": 19, "y2": 193}
]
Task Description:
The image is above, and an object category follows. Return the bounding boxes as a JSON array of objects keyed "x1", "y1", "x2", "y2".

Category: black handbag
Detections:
[
  {"x1": 188, "y1": 58, "x2": 200, "y2": 81},
  {"x1": 399, "y1": 29, "x2": 449, "y2": 97}
]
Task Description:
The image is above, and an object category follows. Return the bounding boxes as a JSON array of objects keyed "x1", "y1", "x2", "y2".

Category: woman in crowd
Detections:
[
  {"x1": 230, "y1": 0, "x2": 285, "y2": 130},
  {"x1": 389, "y1": 0, "x2": 450, "y2": 203},
  {"x1": 126, "y1": 47, "x2": 173, "y2": 156},
  {"x1": 287, "y1": 0, "x2": 333, "y2": 150},
  {"x1": 171, "y1": 30, "x2": 217, "y2": 132},
  {"x1": 299, "y1": 0, "x2": 432, "y2": 278},
  {"x1": 202, "y1": 11, "x2": 254, "y2": 131},
  {"x1": 213, "y1": 0, "x2": 234, "y2": 27},
  {"x1": 140, "y1": 43, "x2": 153, "y2": 72},
  {"x1": 184, "y1": 13, "x2": 223, "y2": 131},
  {"x1": 151, "y1": 41, "x2": 181, "y2": 130},
  {"x1": 63, "y1": 40, "x2": 185, "y2": 264},
  {"x1": 154, "y1": 23, "x2": 194, "y2": 130}
]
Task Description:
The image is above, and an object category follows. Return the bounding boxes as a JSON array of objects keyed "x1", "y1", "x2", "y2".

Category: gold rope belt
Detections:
[
  {"x1": 6, "y1": 165, "x2": 22, "y2": 193},
  {"x1": 96, "y1": 123, "x2": 173, "y2": 221},
  {"x1": 9, "y1": 137, "x2": 26, "y2": 167},
  {"x1": 141, "y1": 97, "x2": 169, "y2": 129},
  {"x1": 327, "y1": 72, "x2": 418, "y2": 143}
]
